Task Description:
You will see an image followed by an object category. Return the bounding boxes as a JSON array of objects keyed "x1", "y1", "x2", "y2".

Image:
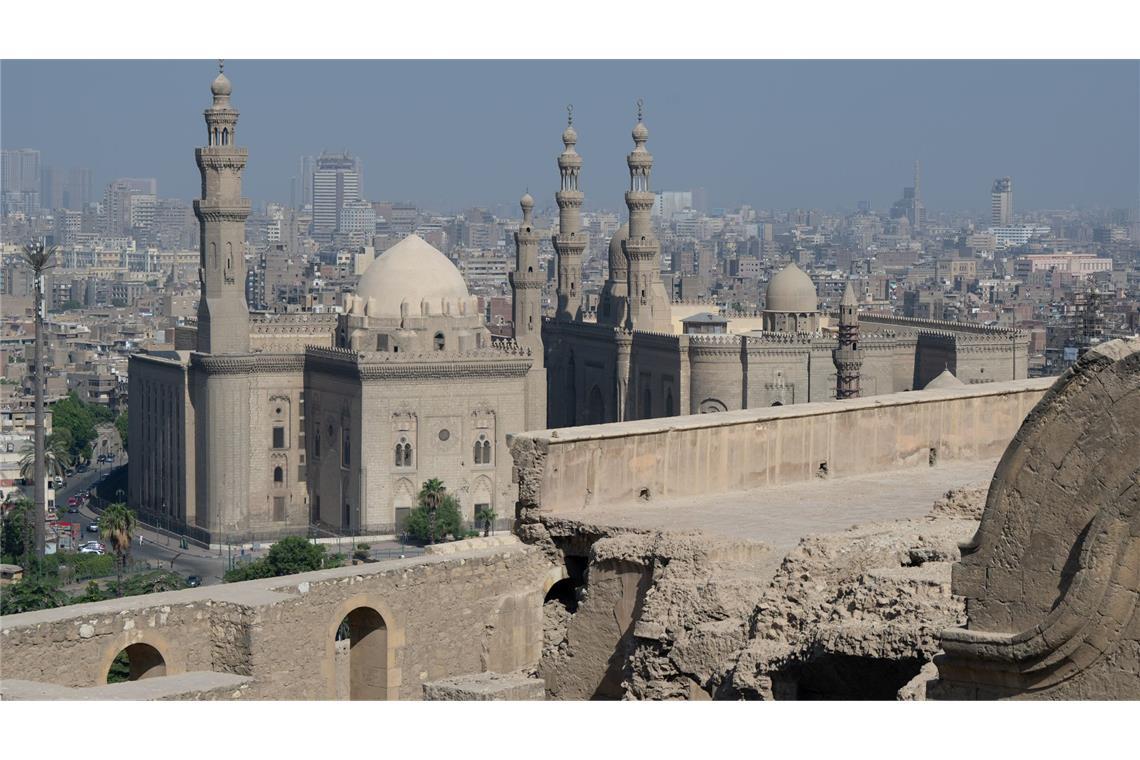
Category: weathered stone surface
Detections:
[
  {"x1": 0, "y1": 539, "x2": 552, "y2": 700},
  {"x1": 423, "y1": 669, "x2": 545, "y2": 700},
  {"x1": 936, "y1": 337, "x2": 1140, "y2": 699}
]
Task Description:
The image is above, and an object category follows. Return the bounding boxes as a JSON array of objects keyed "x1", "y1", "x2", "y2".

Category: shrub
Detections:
[{"x1": 405, "y1": 494, "x2": 463, "y2": 543}]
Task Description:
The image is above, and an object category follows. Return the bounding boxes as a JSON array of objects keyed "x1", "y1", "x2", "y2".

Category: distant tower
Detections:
[
  {"x1": 833, "y1": 282, "x2": 863, "y2": 400},
  {"x1": 511, "y1": 192, "x2": 547, "y2": 429},
  {"x1": 553, "y1": 106, "x2": 585, "y2": 321},
  {"x1": 912, "y1": 160, "x2": 925, "y2": 233},
  {"x1": 194, "y1": 61, "x2": 251, "y2": 355},
  {"x1": 622, "y1": 100, "x2": 671, "y2": 333},
  {"x1": 991, "y1": 177, "x2": 1013, "y2": 226}
]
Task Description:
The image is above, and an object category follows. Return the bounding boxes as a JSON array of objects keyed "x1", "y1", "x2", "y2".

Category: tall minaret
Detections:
[
  {"x1": 193, "y1": 60, "x2": 250, "y2": 354},
  {"x1": 622, "y1": 100, "x2": 671, "y2": 333},
  {"x1": 510, "y1": 192, "x2": 547, "y2": 429},
  {"x1": 833, "y1": 282, "x2": 863, "y2": 400},
  {"x1": 553, "y1": 106, "x2": 585, "y2": 322}
]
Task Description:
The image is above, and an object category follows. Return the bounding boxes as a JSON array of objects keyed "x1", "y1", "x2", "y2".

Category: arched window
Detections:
[
  {"x1": 642, "y1": 387, "x2": 652, "y2": 419},
  {"x1": 665, "y1": 391, "x2": 674, "y2": 417},
  {"x1": 482, "y1": 439, "x2": 492, "y2": 464},
  {"x1": 394, "y1": 443, "x2": 403, "y2": 467},
  {"x1": 273, "y1": 466, "x2": 283, "y2": 484},
  {"x1": 403, "y1": 443, "x2": 413, "y2": 467},
  {"x1": 395, "y1": 438, "x2": 413, "y2": 468},
  {"x1": 473, "y1": 438, "x2": 483, "y2": 465},
  {"x1": 434, "y1": 332, "x2": 445, "y2": 351},
  {"x1": 221, "y1": 128, "x2": 229, "y2": 145}
]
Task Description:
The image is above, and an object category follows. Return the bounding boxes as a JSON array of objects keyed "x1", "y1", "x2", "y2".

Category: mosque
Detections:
[
  {"x1": 128, "y1": 67, "x2": 544, "y2": 542},
  {"x1": 542, "y1": 107, "x2": 1030, "y2": 425},
  {"x1": 128, "y1": 66, "x2": 1028, "y2": 543}
]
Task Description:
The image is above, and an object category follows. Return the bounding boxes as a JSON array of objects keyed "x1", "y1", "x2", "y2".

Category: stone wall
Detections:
[
  {"x1": 0, "y1": 538, "x2": 551, "y2": 700},
  {"x1": 934, "y1": 337, "x2": 1140, "y2": 699},
  {"x1": 510, "y1": 377, "x2": 1053, "y2": 515}
]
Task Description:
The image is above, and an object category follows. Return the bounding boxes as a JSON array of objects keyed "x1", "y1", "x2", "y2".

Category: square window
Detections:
[{"x1": 272, "y1": 426, "x2": 285, "y2": 449}]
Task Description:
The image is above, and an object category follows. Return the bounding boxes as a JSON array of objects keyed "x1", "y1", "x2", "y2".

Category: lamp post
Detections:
[{"x1": 22, "y1": 240, "x2": 56, "y2": 562}]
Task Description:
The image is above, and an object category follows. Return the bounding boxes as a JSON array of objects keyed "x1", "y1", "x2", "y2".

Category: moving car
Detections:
[
  {"x1": 79, "y1": 546, "x2": 104, "y2": 555},
  {"x1": 186, "y1": 575, "x2": 202, "y2": 588},
  {"x1": 86, "y1": 523, "x2": 100, "y2": 533}
]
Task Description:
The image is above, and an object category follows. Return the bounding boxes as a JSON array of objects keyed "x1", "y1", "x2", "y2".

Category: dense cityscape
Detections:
[{"x1": 1, "y1": 55, "x2": 1138, "y2": 705}]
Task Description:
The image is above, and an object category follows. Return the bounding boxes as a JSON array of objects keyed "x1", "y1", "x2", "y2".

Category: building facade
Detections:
[
  {"x1": 544, "y1": 111, "x2": 1030, "y2": 427},
  {"x1": 128, "y1": 68, "x2": 544, "y2": 542}
]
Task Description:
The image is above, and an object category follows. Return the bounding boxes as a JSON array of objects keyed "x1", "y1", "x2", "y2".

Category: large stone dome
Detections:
[
  {"x1": 924, "y1": 368, "x2": 966, "y2": 390},
  {"x1": 765, "y1": 262, "x2": 818, "y2": 313},
  {"x1": 355, "y1": 234, "x2": 470, "y2": 317}
]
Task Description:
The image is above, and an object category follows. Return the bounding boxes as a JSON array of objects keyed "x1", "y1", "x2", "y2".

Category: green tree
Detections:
[
  {"x1": 417, "y1": 478, "x2": 447, "y2": 544},
  {"x1": 406, "y1": 493, "x2": 463, "y2": 544},
  {"x1": 476, "y1": 506, "x2": 497, "y2": 537},
  {"x1": 19, "y1": 430, "x2": 74, "y2": 484},
  {"x1": 99, "y1": 502, "x2": 136, "y2": 596},
  {"x1": 0, "y1": 573, "x2": 66, "y2": 615},
  {"x1": 223, "y1": 536, "x2": 344, "y2": 583},
  {"x1": 1, "y1": 499, "x2": 31, "y2": 565},
  {"x1": 23, "y1": 240, "x2": 56, "y2": 561}
]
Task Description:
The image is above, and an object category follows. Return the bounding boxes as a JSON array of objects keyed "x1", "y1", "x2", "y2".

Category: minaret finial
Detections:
[
  {"x1": 218, "y1": 59, "x2": 224, "y2": 74},
  {"x1": 567, "y1": 104, "x2": 573, "y2": 126},
  {"x1": 637, "y1": 98, "x2": 644, "y2": 122}
]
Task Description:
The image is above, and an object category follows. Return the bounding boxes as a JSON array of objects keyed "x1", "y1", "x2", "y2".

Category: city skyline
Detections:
[{"x1": 2, "y1": 59, "x2": 1137, "y2": 215}]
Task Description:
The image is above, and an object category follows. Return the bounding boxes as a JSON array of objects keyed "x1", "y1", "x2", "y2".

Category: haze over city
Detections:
[{"x1": 2, "y1": 59, "x2": 1137, "y2": 213}]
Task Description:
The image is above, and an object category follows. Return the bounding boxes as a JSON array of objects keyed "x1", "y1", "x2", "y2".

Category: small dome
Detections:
[
  {"x1": 520, "y1": 192, "x2": 534, "y2": 209},
  {"x1": 609, "y1": 223, "x2": 630, "y2": 273},
  {"x1": 765, "y1": 263, "x2": 818, "y2": 313},
  {"x1": 211, "y1": 72, "x2": 232, "y2": 97},
  {"x1": 562, "y1": 124, "x2": 578, "y2": 145},
  {"x1": 632, "y1": 121, "x2": 649, "y2": 142},
  {"x1": 355, "y1": 234, "x2": 470, "y2": 318},
  {"x1": 924, "y1": 368, "x2": 966, "y2": 390}
]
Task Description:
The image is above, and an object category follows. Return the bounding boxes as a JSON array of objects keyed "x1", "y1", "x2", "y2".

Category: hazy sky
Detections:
[{"x1": 2, "y1": 60, "x2": 1137, "y2": 215}]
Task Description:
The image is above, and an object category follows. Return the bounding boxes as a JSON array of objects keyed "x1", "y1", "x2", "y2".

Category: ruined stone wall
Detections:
[
  {"x1": 510, "y1": 378, "x2": 1052, "y2": 515},
  {"x1": 0, "y1": 539, "x2": 551, "y2": 700}
]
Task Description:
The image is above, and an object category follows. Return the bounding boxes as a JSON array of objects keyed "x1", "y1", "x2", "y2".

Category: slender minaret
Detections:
[
  {"x1": 833, "y1": 282, "x2": 863, "y2": 399},
  {"x1": 622, "y1": 100, "x2": 671, "y2": 333},
  {"x1": 510, "y1": 192, "x2": 547, "y2": 429},
  {"x1": 553, "y1": 105, "x2": 585, "y2": 322},
  {"x1": 194, "y1": 60, "x2": 250, "y2": 354}
]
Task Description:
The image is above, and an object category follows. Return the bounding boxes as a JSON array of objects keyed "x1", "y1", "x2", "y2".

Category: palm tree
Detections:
[
  {"x1": 417, "y1": 478, "x2": 446, "y2": 545},
  {"x1": 21, "y1": 240, "x2": 56, "y2": 561},
  {"x1": 18, "y1": 431, "x2": 74, "y2": 484},
  {"x1": 476, "y1": 506, "x2": 497, "y2": 537},
  {"x1": 99, "y1": 502, "x2": 137, "y2": 596}
]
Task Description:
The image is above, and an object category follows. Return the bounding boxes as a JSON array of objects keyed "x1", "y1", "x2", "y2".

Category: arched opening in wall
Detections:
[
  {"x1": 641, "y1": 387, "x2": 652, "y2": 419},
  {"x1": 273, "y1": 466, "x2": 283, "y2": 484},
  {"x1": 106, "y1": 643, "x2": 166, "y2": 683},
  {"x1": 665, "y1": 391, "x2": 674, "y2": 417},
  {"x1": 434, "y1": 332, "x2": 445, "y2": 351},
  {"x1": 771, "y1": 401, "x2": 783, "y2": 407},
  {"x1": 587, "y1": 385, "x2": 605, "y2": 425},
  {"x1": 334, "y1": 607, "x2": 390, "y2": 700}
]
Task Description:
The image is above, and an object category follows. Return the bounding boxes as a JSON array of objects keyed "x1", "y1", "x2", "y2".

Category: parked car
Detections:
[
  {"x1": 186, "y1": 575, "x2": 202, "y2": 588},
  {"x1": 79, "y1": 541, "x2": 105, "y2": 552},
  {"x1": 86, "y1": 523, "x2": 100, "y2": 534},
  {"x1": 79, "y1": 546, "x2": 104, "y2": 555},
  {"x1": 67, "y1": 505, "x2": 79, "y2": 514},
  {"x1": 106, "y1": 453, "x2": 116, "y2": 462},
  {"x1": 97, "y1": 455, "x2": 106, "y2": 464}
]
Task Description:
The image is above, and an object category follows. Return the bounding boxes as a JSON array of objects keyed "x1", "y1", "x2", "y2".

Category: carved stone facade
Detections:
[{"x1": 127, "y1": 69, "x2": 543, "y2": 543}]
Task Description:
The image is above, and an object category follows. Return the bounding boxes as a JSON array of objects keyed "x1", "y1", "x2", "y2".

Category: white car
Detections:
[{"x1": 79, "y1": 546, "x2": 105, "y2": 555}]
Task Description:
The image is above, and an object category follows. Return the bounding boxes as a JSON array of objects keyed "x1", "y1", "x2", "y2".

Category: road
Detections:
[
  {"x1": 55, "y1": 464, "x2": 422, "y2": 587},
  {"x1": 55, "y1": 459, "x2": 230, "y2": 586}
]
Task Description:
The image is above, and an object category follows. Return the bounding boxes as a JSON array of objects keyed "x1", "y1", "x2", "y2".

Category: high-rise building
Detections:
[
  {"x1": 64, "y1": 167, "x2": 94, "y2": 210},
  {"x1": 890, "y1": 160, "x2": 925, "y2": 234},
  {"x1": 992, "y1": 176, "x2": 1013, "y2": 226},
  {"x1": 2, "y1": 148, "x2": 42, "y2": 215},
  {"x1": 41, "y1": 166, "x2": 66, "y2": 210},
  {"x1": 298, "y1": 155, "x2": 315, "y2": 208},
  {"x1": 311, "y1": 152, "x2": 361, "y2": 240}
]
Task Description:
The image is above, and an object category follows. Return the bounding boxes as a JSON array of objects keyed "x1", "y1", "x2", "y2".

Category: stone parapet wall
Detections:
[
  {"x1": 510, "y1": 378, "x2": 1053, "y2": 514},
  {"x1": 0, "y1": 538, "x2": 551, "y2": 700}
]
